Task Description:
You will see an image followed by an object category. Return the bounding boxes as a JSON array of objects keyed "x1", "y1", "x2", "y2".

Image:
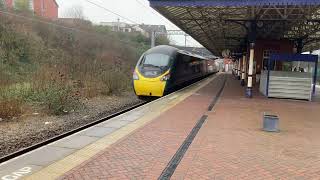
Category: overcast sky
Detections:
[{"x1": 56, "y1": 0, "x2": 202, "y2": 47}]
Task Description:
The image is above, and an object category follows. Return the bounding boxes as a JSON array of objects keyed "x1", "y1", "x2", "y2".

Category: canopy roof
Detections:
[{"x1": 149, "y1": 0, "x2": 320, "y2": 55}]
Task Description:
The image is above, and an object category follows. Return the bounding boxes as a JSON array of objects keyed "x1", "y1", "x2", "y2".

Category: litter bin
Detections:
[{"x1": 263, "y1": 114, "x2": 279, "y2": 132}]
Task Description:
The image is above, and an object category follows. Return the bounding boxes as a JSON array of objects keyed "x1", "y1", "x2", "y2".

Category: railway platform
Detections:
[{"x1": 1, "y1": 73, "x2": 320, "y2": 180}]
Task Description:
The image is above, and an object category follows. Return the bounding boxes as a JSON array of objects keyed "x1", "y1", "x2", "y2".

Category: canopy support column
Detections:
[
  {"x1": 246, "y1": 43, "x2": 255, "y2": 98},
  {"x1": 313, "y1": 59, "x2": 318, "y2": 96},
  {"x1": 296, "y1": 39, "x2": 303, "y2": 54},
  {"x1": 233, "y1": 61, "x2": 236, "y2": 76},
  {"x1": 234, "y1": 60, "x2": 238, "y2": 78},
  {"x1": 241, "y1": 54, "x2": 246, "y2": 86},
  {"x1": 237, "y1": 58, "x2": 241, "y2": 80},
  {"x1": 246, "y1": 21, "x2": 256, "y2": 98}
]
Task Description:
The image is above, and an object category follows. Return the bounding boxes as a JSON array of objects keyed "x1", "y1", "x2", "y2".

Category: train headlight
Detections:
[
  {"x1": 133, "y1": 71, "x2": 139, "y2": 80},
  {"x1": 160, "y1": 74, "x2": 170, "y2": 81}
]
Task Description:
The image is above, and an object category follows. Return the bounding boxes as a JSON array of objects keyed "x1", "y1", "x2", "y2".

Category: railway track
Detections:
[{"x1": 0, "y1": 101, "x2": 148, "y2": 164}]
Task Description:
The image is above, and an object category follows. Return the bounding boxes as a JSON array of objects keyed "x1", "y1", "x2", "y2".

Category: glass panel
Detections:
[
  {"x1": 262, "y1": 50, "x2": 278, "y2": 70},
  {"x1": 140, "y1": 53, "x2": 171, "y2": 68},
  {"x1": 138, "y1": 53, "x2": 172, "y2": 77}
]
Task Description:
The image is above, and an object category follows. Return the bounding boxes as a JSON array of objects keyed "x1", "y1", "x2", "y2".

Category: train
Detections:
[{"x1": 133, "y1": 45, "x2": 219, "y2": 98}]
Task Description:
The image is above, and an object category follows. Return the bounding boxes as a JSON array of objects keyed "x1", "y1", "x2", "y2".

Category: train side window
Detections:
[{"x1": 183, "y1": 55, "x2": 191, "y2": 72}]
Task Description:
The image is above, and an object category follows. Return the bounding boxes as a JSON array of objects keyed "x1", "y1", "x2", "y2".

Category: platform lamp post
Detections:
[{"x1": 241, "y1": 54, "x2": 246, "y2": 86}]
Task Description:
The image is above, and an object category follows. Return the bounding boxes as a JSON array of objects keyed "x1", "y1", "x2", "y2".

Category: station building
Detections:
[
  {"x1": 3, "y1": 0, "x2": 59, "y2": 19},
  {"x1": 149, "y1": 0, "x2": 320, "y2": 101}
]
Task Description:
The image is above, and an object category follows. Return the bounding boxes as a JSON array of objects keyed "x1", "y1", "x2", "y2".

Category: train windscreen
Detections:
[{"x1": 138, "y1": 53, "x2": 171, "y2": 78}]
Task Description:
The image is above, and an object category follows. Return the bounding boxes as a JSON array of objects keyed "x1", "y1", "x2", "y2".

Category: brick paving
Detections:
[
  {"x1": 60, "y1": 74, "x2": 320, "y2": 180},
  {"x1": 172, "y1": 75, "x2": 320, "y2": 180},
  {"x1": 59, "y1": 75, "x2": 226, "y2": 180}
]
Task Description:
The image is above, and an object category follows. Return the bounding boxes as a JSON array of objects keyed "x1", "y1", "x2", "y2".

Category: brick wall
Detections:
[
  {"x1": 5, "y1": 0, "x2": 13, "y2": 8},
  {"x1": 5, "y1": 0, "x2": 58, "y2": 19},
  {"x1": 33, "y1": 0, "x2": 58, "y2": 19},
  {"x1": 246, "y1": 39, "x2": 294, "y2": 86},
  {"x1": 254, "y1": 39, "x2": 294, "y2": 74}
]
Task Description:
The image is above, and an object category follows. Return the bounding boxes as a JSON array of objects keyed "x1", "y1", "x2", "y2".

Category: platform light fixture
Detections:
[{"x1": 257, "y1": 21, "x2": 264, "y2": 28}]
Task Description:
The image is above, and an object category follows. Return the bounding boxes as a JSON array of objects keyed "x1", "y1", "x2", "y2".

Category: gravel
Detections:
[{"x1": 0, "y1": 92, "x2": 143, "y2": 158}]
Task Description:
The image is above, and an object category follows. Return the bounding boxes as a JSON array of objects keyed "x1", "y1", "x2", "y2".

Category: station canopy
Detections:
[{"x1": 148, "y1": 0, "x2": 320, "y2": 55}]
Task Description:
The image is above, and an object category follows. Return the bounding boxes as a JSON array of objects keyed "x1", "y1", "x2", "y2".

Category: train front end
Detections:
[{"x1": 133, "y1": 47, "x2": 174, "y2": 97}]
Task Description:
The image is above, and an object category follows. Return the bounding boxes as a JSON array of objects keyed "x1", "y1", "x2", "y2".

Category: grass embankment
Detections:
[{"x1": 0, "y1": 13, "x2": 165, "y2": 119}]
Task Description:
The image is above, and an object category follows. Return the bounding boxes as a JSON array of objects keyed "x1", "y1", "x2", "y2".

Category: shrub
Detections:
[
  {"x1": 0, "y1": 12, "x2": 156, "y2": 118},
  {"x1": 26, "y1": 66, "x2": 82, "y2": 115},
  {"x1": 99, "y1": 70, "x2": 131, "y2": 96},
  {"x1": 27, "y1": 84, "x2": 81, "y2": 115},
  {"x1": 0, "y1": 66, "x2": 82, "y2": 116},
  {"x1": 0, "y1": 98, "x2": 23, "y2": 119}
]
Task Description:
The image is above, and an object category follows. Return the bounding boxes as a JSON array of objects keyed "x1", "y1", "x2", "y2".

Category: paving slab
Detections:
[
  {"x1": 97, "y1": 119, "x2": 131, "y2": 128},
  {"x1": 80, "y1": 126, "x2": 117, "y2": 137},
  {"x1": 51, "y1": 135, "x2": 99, "y2": 150},
  {"x1": 118, "y1": 111, "x2": 145, "y2": 122},
  {"x1": 0, "y1": 146, "x2": 75, "y2": 178}
]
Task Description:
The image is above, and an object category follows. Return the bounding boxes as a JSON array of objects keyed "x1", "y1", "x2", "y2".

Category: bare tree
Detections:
[
  {"x1": 60, "y1": 5, "x2": 91, "y2": 28},
  {"x1": 64, "y1": 5, "x2": 86, "y2": 20}
]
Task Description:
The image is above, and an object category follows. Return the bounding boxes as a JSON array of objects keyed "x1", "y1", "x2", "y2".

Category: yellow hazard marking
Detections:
[{"x1": 25, "y1": 74, "x2": 219, "y2": 180}]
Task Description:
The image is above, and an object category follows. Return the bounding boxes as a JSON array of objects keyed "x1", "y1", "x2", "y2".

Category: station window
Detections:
[{"x1": 262, "y1": 50, "x2": 278, "y2": 70}]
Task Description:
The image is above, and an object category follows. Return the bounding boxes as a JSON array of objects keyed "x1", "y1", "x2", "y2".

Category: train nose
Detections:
[{"x1": 134, "y1": 80, "x2": 166, "y2": 97}]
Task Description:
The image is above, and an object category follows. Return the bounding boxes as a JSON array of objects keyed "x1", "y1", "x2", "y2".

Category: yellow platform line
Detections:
[{"x1": 25, "y1": 74, "x2": 219, "y2": 180}]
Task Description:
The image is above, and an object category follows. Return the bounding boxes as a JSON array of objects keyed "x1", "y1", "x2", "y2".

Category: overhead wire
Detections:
[
  {"x1": 134, "y1": 0, "x2": 177, "y2": 30},
  {"x1": 83, "y1": 0, "x2": 140, "y2": 24},
  {"x1": 83, "y1": 0, "x2": 195, "y2": 47},
  {"x1": 133, "y1": 0, "x2": 203, "y2": 48}
]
